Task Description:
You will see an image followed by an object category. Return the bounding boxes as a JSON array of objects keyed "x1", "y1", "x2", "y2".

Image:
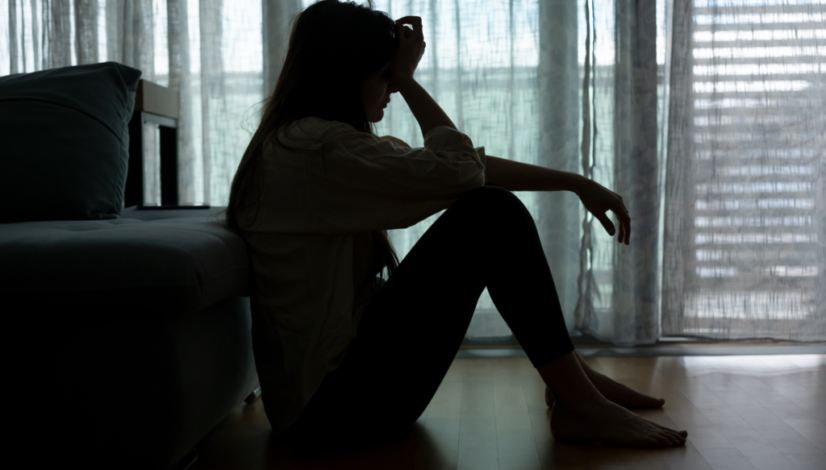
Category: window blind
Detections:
[{"x1": 663, "y1": 0, "x2": 826, "y2": 340}]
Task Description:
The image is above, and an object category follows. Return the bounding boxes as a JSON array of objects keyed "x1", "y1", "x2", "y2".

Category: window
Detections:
[{"x1": 664, "y1": 0, "x2": 825, "y2": 339}]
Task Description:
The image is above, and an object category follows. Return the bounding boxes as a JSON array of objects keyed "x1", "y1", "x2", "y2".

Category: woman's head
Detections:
[
  {"x1": 227, "y1": 0, "x2": 400, "y2": 228},
  {"x1": 362, "y1": 61, "x2": 398, "y2": 123},
  {"x1": 226, "y1": 0, "x2": 402, "y2": 280},
  {"x1": 272, "y1": 0, "x2": 399, "y2": 130}
]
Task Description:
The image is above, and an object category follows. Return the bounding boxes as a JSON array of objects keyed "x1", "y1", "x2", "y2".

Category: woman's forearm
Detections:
[
  {"x1": 484, "y1": 155, "x2": 586, "y2": 193},
  {"x1": 396, "y1": 76, "x2": 457, "y2": 139}
]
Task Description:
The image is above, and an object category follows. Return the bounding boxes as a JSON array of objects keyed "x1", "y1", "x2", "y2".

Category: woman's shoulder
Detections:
[
  {"x1": 268, "y1": 117, "x2": 374, "y2": 152},
  {"x1": 292, "y1": 116, "x2": 369, "y2": 141}
]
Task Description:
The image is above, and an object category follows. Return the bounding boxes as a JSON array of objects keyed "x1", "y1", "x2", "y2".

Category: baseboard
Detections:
[{"x1": 455, "y1": 342, "x2": 826, "y2": 359}]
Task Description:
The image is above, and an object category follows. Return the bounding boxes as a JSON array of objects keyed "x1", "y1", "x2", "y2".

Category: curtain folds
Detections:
[
  {"x1": 538, "y1": 0, "x2": 583, "y2": 337},
  {"x1": 262, "y1": 0, "x2": 301, "y2": 95},
  {"x1": 3, "y1": 0, "x2": 823, "y2": 343},
  {"x1": 2, "y1": 0, "x2": 270, "y2": 207},
  {"x1": 167, "y1": 0, "x2": 195, "y2": 203},
  {"x1": 661, "y1": 0, "x2": 826, "y2": 341},
  {"x1": 607, "y1": 0, "x2": 661, "y2": 345},
  {"x1": 74, "y1": 0, "x2": 98, "y2": 64},
  {"x1": 376, "y1": 0, "x2": 666, "y2": 345}
]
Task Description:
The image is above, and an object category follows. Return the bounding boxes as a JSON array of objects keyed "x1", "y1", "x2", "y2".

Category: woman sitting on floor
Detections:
[{"x1": 226, "y1": 0, "x2": 688, "y2": 448}]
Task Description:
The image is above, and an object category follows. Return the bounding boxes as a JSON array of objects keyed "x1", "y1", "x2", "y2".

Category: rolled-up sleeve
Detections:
[
  {"x1": 320, "y1": 126, "x2": 485, "y2": 197},
  {"x1": 304, "y1": 126, "x2": 487, "y2": 233}
]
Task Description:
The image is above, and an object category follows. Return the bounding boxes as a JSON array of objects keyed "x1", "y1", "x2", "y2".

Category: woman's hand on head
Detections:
[
  {"x1": 393, "y1": 16, "x2": 426, "y2": 81},
  {"x1": 575, "y1": 178, "x2": 631, "y2": 245}
]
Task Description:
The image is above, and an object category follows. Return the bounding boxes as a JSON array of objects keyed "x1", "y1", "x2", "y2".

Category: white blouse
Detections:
[{"x1": 236, "y1": 116, "x2": 486, "y2": 436}]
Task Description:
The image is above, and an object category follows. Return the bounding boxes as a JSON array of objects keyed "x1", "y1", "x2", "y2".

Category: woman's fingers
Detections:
[
  {"x1": 395, "y1": 18, "x2": 424, "y2": 49},
  {"x1": 612, "y1": 198, "x2": 631, "y2": 245},
  {"x1": 615, "y1": 212, "x2": 630, "y2": 245},
  {"x1": 396, "y1": 16, "x2": 423, "y2": 26},
  {"x1": 394, "y1": 17, "x2": 425, "y2": 79},
  {"x1": 579, "y1": 180, "x2": 631, "y2": 244},
  {"x1": 625, "y1": 213, "x2": 631, "y2": 244},
  {"x1": 594, "y1": 211, "x2": 616, "y2": 237},
  {"x1": 396, "y1": 16, "x2": 423, "y2": 37},
  {"x1": 396, "y1": 22, "x2": 410, "y2": 41},
  {"x1": 622, "y1": 204, "x2": 631, "y2": 245},
  {"x1": 617, "y1": 214, "x2": 625, "y2": 244}
]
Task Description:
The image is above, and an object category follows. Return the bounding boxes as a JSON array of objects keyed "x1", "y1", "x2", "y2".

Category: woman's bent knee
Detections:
[
  {"x1": 430, "y1": 184, "x2": 537, "y2": 245},
  {"x1": 458, "y1": 184, "x2": 516, "y2": 203},
  {"x1": 454, "y1": 184, "x2": 529, "y2": 218}
]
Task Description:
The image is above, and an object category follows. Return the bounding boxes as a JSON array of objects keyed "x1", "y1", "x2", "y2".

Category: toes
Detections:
[
  {"x1": 651, "y1": 421, "x2": 687, "y2": 439},
  {"x1": 665, "y1": 430, "x2": 687, "y2": 446},
  {"x1": 651, "y1": 421, "x2": 678, "y2": 433},
  {"x1": 641, "y1": 437, "x2": 662, "y2": 448},
  {"x1": 660, "y1": 431, "x2": 682, "y2": 447},
  {"x1": 661, "y1": 427, "x2": 685, "y2": 439},
  {"x1": 663, "y1": 428, "x2": 688, "y2": 441},
  {"x1": 645, "y1": 422, "x2": 686, "y2": 447},
  {"x1": 653, "y1": 433, "x2": 672, "y2": 447},
  {"x1": 641, "y1": 397, "x2": 665, "y2": 408}
]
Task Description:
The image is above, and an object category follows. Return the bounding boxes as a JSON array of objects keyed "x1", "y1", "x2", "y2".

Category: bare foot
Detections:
[
  {"x1": 545, "y1": 371, "x2": 664, "y2": 409},
  {"x1": 550, "y1": 400, "x2": 687, "y2": 448}
]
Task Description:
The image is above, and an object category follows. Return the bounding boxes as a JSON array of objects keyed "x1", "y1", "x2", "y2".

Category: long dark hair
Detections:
[{"x1": 225, "y1": 0, "x2": 400, "y2": 286}]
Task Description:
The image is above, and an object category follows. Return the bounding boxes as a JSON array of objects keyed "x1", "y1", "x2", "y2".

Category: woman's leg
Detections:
[
  {"x1": 282, "y1": 185, "x2": 509, "y2": 444},
  {"x1": 284, "y1": 185, "x2": 686, "y2": 447},
  {"x1": 544, "y1": 351, "x2": 665, "y2": 409}
]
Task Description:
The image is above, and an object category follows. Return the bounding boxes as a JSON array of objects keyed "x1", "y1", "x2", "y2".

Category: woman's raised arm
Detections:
[{"x1": 393, "y1": 16, "x2": 457, "y2": 138}]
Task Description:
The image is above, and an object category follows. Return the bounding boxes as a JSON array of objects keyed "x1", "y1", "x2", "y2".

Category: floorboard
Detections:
[{"x1": 189, "y1": 354, "x2": 826, "y2": 470}]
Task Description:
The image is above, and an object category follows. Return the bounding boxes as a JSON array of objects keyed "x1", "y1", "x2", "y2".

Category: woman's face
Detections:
[{"x1": 362, "y1": 62, "x2": 398, "y2": 123}]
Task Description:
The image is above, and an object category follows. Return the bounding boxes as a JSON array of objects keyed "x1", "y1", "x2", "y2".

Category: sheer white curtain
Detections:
[
  {"x1": 363, "y1": 0, "x2": 668, "y2": 345},
  {"x1": 662, "y1": 0, "x2": 826, "y2": 341},
  {"x1": 1, "y1": 0, "x2": 267, "y2": 207},
  {"x1": 4, "y1": 0, "x2": 823, "y2": 343}
]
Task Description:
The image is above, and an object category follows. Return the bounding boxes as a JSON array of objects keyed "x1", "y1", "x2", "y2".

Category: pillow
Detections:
[{"x1": 0, "y1": 62, "x2": 141, "y2": 223}]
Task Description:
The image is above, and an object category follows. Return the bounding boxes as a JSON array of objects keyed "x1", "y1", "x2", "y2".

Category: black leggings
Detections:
[{"x1": 281, "y1": 185, "x2": 574, "y2": 443}]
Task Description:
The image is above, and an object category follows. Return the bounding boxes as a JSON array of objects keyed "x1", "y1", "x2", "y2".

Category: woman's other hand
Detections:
[
  {"x1": 575, "y1": 179, "x2": 631, "y2": 245},
  {"x1": 393, "y1": 16, "x2": 426, "y2": 81}
]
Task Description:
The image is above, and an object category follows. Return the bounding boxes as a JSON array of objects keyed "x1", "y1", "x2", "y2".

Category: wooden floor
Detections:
[{"x1": 190, "y1": 354, "x2": 826, "y2": 470}]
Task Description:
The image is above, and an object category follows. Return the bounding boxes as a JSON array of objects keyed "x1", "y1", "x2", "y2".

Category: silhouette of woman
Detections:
[{"x1": 225, "y1": 0, "x2": 687, "y2": 449}]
